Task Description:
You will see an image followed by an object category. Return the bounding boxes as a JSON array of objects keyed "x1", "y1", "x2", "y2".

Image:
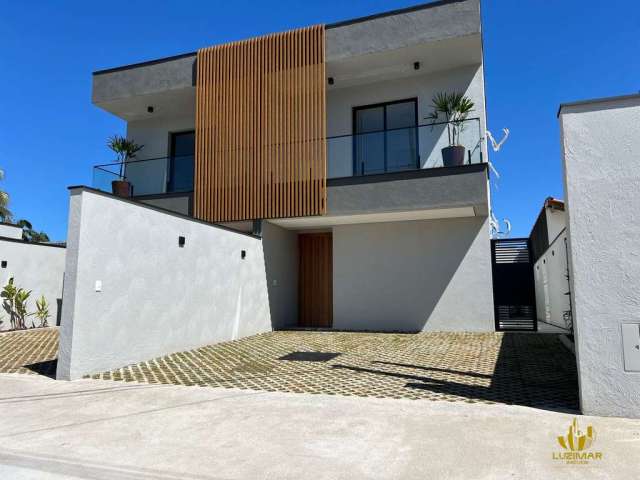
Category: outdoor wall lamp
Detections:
[
  {"x1": 1, "y1": 260, "x2": 6, "y2": 268},
  {"x1": 328, "y1": 77, "x2": 334, "y2": 85},
  {"x1": 178, "y1": 236, "x2": 185, "y2": 247},
  {"x1": 147, "y1": 106, "x2": 154, "y2": 113},
  {"x1": 241, "y1": 250, "x2": 246, "y2": 259},
  {"x1": 414, "y1": 61, "x2": 420, "y2": 70}
]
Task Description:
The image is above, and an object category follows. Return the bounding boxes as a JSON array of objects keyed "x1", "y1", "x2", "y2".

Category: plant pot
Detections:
[
  {"x1": 111, "y1": 180, "x2": 131, "y2": 198},
  {"x1": 441, "y1": 145, "x2": 466, "y2": 167}
]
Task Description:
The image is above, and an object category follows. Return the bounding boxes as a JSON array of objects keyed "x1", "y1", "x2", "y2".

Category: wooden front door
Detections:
[{"x1": 298, "y1": 233, "x2": 333, "y2": 328}]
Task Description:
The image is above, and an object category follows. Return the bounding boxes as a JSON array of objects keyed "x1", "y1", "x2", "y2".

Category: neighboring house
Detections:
[
  {"x1": 89, "y1": 0, "x2": 494, "y2": 333},
  {"x1": 0, "y1": 222, "x2": 66, "y2": 330},
  {"x1": 529, "y1": 198, "x2": 571, "y2": 332},
  {"x1": 559, "y1": 93, "x2": 640, "y2": 418}
]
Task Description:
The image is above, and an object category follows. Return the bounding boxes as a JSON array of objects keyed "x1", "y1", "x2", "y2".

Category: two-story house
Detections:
[{"x1": 90, "y1": 0, "x2": 494, "y2": 333}]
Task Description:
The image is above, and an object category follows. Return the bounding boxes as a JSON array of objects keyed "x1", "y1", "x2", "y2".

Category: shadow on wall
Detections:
[
  {"x1": 333, "y1": 216, "x2": 490, "y2": 332},
  {"x1": 331, "y1": 333, "x2": 579, "y2": 413}
]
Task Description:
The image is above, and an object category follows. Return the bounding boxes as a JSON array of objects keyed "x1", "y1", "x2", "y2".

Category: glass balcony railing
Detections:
[
  {"x1": 91, "y1": 119, "x2": 482, "y2": 195},
  {"x1": 92, "y1": 155, "x2": 194, "y2": 196},
  {"x1": 327, "y1": 118, "x2": 482, "y2": 179}
]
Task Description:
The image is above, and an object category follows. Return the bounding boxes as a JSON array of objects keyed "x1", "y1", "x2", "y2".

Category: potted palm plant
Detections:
[
  {"x1": 428, "y1": 92, "x2": 475, "y2": 167},
  {"x1": 107, "y1": 135, "x2": 144, "y2": 197}
]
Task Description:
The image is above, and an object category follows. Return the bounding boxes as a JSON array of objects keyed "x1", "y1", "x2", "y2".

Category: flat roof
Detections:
[
  {"x1": 93, "y1": 0, "x2": 469, "y2": 76},
  {"x1": 557, "y1": 93, "x2": 640, "y2": 117}
]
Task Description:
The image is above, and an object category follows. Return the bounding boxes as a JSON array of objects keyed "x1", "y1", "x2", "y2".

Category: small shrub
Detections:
[{"x1": 34, "y1": 295, "x2": 50, "y2": 328}]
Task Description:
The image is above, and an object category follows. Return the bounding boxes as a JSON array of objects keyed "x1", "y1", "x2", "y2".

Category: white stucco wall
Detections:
[
  {"x1": 126, "y1": 115, "x2": 194, "y2": 160},
  {"x1": 545, "y1": 208, "x2": 566, "y2": 243},
  {"x1": 57, "y1": 188, "x2": 271, "y2": 380},
  {"x1": 533, "y1": 230, "x2": 571, "y2": 330},
  {"x1": 0, "y1": 223, "x2": 23, "y2": 239},
  {"x1": 0, "y1": 239, "x2": 65, "y2": 330},
  {"x1": 326, "y1": 65, "x2": 487, "y2": 178},
  {"x1": 560, "y1": 95, "x2": 640, "y2": 418},
  {"x1": 332, "y1": 216, "x2": 494, "y2": 332},
  {"x1": 123, "y1": 116, "x2": 195, "y2": 196},
  {"x1": 262, "y1": 221, "x2": 298, "y2": 329}
]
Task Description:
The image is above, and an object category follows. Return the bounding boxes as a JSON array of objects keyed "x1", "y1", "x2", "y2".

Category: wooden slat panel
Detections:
[{"x1": 195, "y1": 25, "x2": 326, "y2": 222}]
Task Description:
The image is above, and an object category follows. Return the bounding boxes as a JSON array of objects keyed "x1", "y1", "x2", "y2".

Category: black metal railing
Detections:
[
  {"x1": 327, "y1": 117, "x2": 482, "y2": 179},
  {"x1": 92, "y1": 154, "x2": 194, "y2": 196},
  {"x1": 92, "y1": 118, "x2": 483, "y2": 195}
]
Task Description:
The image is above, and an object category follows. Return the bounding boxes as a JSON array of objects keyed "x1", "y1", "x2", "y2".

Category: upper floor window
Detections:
[
  {"x1": 353, "y1": 98, "x2": 418, "y2": 176},
  {"x1": 168, "y1": 131, "x2": 195, "y2": 193}
]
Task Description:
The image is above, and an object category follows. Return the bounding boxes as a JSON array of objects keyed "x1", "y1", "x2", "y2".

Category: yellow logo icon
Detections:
[
  {"x1": 553, "y1": 418, "x2": 603, "y2": 464},
  {"x1": 557, "y1": 418, "x2": 595, "y2": 451}
]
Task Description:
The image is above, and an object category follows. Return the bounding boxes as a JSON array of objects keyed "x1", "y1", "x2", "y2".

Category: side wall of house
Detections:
[
  {"x1": 560, "y1": 96, "x2": 640, "y2": 418},
  {"x1": 332, "y1": 216, "x2": 494, "y2": 332},
  {"x1": 533, "y1": 230, "x2": 571, "y2": 330},
  {"x1": 57, "y1": 188, "x2": 271, "y2": 380},
  {"x1": 0, "y1": 239, "x2": 65, "y2": 330},
  {"x1": 262, "y1": 221, "x2": 299, "y2": 329},
  {"x1": 545, "y1": 208, "x2": 566, "y2": 242}
]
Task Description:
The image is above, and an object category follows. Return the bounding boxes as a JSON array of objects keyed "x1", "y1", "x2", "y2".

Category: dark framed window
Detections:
[
  {"x1": 168, "y1": 131, "x2": 195, "y2": 192},
  {"x1": 352, "y1": 98, "x2": 419, "y2": 176}
]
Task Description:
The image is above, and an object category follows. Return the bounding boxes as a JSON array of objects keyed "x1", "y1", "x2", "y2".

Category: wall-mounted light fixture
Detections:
[
  {"x1": 328, "y1": 77, "x2": 334, "y2": 85},
  {"x1": 241, "y1": 250, "x2": 246, "y2": 259},
  {"x1": 413, "y1": 62, "x2": 420, "y2": 70},
  {"x1": 178, "y1": 236, "x2": 185, "y2": 247},
  {"x1": 1, "y1": 260, "x2": 6, "y2": 268},
  {"x1": 147, "y1": 106, "x2": 154, "y2": 113}
]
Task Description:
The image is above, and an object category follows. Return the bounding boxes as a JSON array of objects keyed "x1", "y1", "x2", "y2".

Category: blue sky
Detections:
[{"x1": 1, "y1": 0, "x2": 638, "y2": 240}]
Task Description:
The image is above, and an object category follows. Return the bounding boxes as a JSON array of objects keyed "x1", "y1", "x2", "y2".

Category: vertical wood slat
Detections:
[{"x1": 194, "y1": 25, "x2": 326, "y2": 223}]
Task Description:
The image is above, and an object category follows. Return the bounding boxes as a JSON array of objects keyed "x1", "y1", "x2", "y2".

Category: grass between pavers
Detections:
[{"x1": 86, "y1": 330, "x2": 579, "y2": 410}]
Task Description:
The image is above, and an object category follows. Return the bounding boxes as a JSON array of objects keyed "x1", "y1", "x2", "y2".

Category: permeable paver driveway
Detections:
[
  {"x1": 0, "y1": 328, "x2": 58, "y2": 377},
  {"x1": 88, "y1": 331, "x2": 579, "y2": 411},
  {"x1": 0, "y1": 328, "x2": 578, "y2": 410}
]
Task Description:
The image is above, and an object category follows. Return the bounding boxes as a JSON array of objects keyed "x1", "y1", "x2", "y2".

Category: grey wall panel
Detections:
[{"x1": 332, "y1": 216, "x2": 494, "y2": 332}]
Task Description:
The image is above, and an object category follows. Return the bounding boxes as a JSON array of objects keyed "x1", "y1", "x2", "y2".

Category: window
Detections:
[
  {"x1": 353, "y1": 99, "x2": 418, "y2": 175},
  {"x1": 168, "y1": 131, "x2": 195, "y2": 192}
]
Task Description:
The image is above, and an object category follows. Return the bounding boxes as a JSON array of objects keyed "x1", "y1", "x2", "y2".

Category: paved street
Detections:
[{"x1": 0, "y1": 374, "x2": 638, "y2": 480}]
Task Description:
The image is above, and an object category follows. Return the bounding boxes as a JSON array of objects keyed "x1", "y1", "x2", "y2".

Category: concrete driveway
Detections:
[{"x1": 1, "y1": 374, "x2": 639, "y2": 480}]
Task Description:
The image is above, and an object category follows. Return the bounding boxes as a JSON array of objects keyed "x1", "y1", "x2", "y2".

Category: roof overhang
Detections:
[{"x1": 92, "y1": 0, "x2": 482, "y2": 121}]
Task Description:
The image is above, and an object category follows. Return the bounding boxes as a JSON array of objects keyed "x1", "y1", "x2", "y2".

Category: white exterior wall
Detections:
[
  {"x1": 0, "y1": 239, "x2": 65, "y2": 330},
  {"x1": 57, "y1": 188, "x2": 271, "y2": 380},
  {"x1": 262, "y1": 221, "x2": 298, "y2": 329},
  {"x1": 126, "y1": 115, "x2": 194, "y2": 160},
  {"x1": 0, "y1": 223, "x2": 23, "y2": 239},
  {"x1": 560, "y1": 95, "x2": 640, "y2": 418},
  {"x1": 327, "y1": 65, "x2": 487, "y2": 178},
  {"x1": 545, "y1": 208, "x2": 566, "y2": 242},
  {"x1": 533, "y1": 230, "x2": 571, "y2": 330},
  {"x1": 123, "y1": 116, "x2": 195, "y2": 196},
  {"x1": 332, "y1": 216, "x2": 494, "y2": 332}
]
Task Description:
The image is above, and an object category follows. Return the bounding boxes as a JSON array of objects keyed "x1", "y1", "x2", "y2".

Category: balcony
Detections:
[
  {"x1": 92, "y1": 118, "x2": 482, "y2": 197},
  {"x1": 92, "y1": 155, "x2": 194, "y2": 197},
  {"x1": 327, "y1": 118, "x2": 482, "y2": 179}
]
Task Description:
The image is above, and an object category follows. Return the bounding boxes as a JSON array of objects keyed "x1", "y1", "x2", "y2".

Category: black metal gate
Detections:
[{"x1": 491, "y1": 238, "x2": 537, "y2": 331}]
